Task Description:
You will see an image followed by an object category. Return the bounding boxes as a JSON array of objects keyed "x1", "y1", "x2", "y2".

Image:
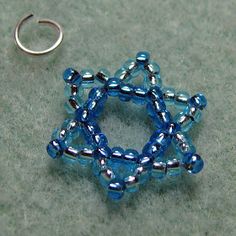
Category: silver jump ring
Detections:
[{"x1": 14, "y1": 13, "x2": 64, "y2": 56}]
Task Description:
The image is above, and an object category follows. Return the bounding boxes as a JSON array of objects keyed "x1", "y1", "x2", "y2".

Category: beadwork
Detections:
[{"x1": 47, "y1": 52, "x2": 207, "y2": 201}]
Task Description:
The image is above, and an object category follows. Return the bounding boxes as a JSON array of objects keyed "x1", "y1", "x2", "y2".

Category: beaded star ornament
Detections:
[{"x1": 47, "y1": 52, "x2": 207, "y2": 201}]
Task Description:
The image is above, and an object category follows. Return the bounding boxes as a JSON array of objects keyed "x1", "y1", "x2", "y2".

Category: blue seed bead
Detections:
[
  {"x1": 166, "y1": 159, "x2": 182, "y2": 176},
  {"x1": 153, "y1": 110, "x2": 172, "y2": 128},
  {"x1": 175, "y1": 91, "x2": 190, "y2": 108},
  {"x1": 63, "y1": 68, "x2": 81, "y2": 85},
  {"x1": 124, "y1": 176, "x2": 139, "y2": 193},
  {"x1": 166, "y1": 122, "x2": 181, "y2": 135},
  {"x1": 62, "y1": 146, "x2": 79, "y2": 164},
  {"x1": 114, "y1": 67, "x2": 130, "y2": 81},
  {"x1": 105, "y1": 77, "x2": 121, "y2": 97},
  {"x1": 146, "y1": 74, "x2": 162, "y2": 88},
  {"x1": 146, "y1": 100, "x2": 166, "y2": 118},
  {"x1": 152, "y1": 161, "x2": 166, "y2": 179},
  {"x1": 184, "y1": 105, "x2": 202, "y2": 123},
  {"x1": 95, "y1": 68, "x2": 111, "y2": 84},
  {"x1": 93, "y1": 133, "x2": 108, "y2": 147},
  {"x1": 183, "y1": 153, "x2": 204, "y2": 174},
  {"x1": 150, "y1": 131, "x2": 171, "y2": 147},
  {"x1": 64, "y1": 84, "x2": 82, "y2": 98},
  {"x1": 174, "y1": 112, "x2": 194, "y2": 132},
  {"x1": 123, "y1": 149, "x2": 139, "y2": 163},
  {"x1": 123, "y1": 59, "x2": 138, "y2": 71},
  {"x1": 75, "y1": 108, "x2": 93, "y2": 123},
  {"x1": 78, "y1": 146, "x2": 94, "y2": 166},
  {"x1": 138, "y1": 154, "x2": 153, "y2": 169},
  {"x1": 99, "y1": 168, "x2": 116, "y2": 187},
  {"x1": 47, "y1": 140, "x2": 63, "y2": 159},
  {"x1": 107, "y1": 181, "x2": 125, "y2": 200},
  {"x1": 142, "y1": 141, "x2": 163, "y2": 158},
  {"x1": 148, "y1": 86, "x2": 163, "y2": 101},
  {"x1": 163, "y1": 87, "x2": 175, "y2": 105},
  {"x1": 189, "y1": 93, "x2": 207, "y2": 110},
  {"x1": 136, "y1": 51, "x2": 150, "y2": 65},
  {"x1": 145, "y1": 61, "x2": 160, "y2": 75},
  {"x1": 89, "y1": 87, "x2": 107, "y2": 102},
  {"x1": 94, "y1": 146, "x2": 111, "y2": 159},
  {"x1": 111, "y1": 147, "x2": 124, "y2": 160},
  {"x1": 119, "y1": 83, "x2": 134, "y2": 102},
  {"x1": 80, "y1": 69, "x2": 95, "y2": 88},
  {"x1": 173, "y1": 132, "x2": 196, "y2": 156},
  {"x1": 83, "y1": 121, "x2": 101, "y2": 136},
  {"x1": 92, "y1": 158, "x2": 107, "y2": 176},
  {"x1": 64, "y1": 96, "x2": 82, "y2": 114},
  {"x1": 133, "y1": 86, "x2": 148, "y2": 105},
  {"x1": 134, "y1": 165, "x2": 151, "y2": 185}
]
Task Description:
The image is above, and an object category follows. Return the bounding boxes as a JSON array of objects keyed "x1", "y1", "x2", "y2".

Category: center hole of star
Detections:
[{"x1": 99, "y1": 97, "x2": 155, "y2": 153}]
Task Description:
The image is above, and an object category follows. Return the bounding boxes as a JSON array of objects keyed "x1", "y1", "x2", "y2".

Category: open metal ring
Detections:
[{"x1": 14, "y1": 13, "x2": 64, "y2": 56}]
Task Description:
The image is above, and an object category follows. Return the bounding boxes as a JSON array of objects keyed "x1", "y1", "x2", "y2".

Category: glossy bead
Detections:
[
  {"x1": 106, "y1": 77, "x2": 121, "y2": 97},
  {"x1": 134, "y1": 166, "x2": 151, "y2": 184},
  {"x1": 119, "y1": 83, "x2": 133, "y2": 102},
  {"x1": 166, "y1": 159, "x2": 182, "y2": 176},
  {"x1": 148, "y1": 86, "x2": 163, "y2": 101},
  {"x1": 88, "y1": 87, "x2": 107, "y2": 102},
  {"x1": 123, "y1": 59, "x2": 138, "y2": 72},
  {"x1": 83, "y1": 99, "x2": 101, "y2": 117},
  {"x1": 99, "y1": 168, "x2": 115, "y2": 187},
  {"x1": 185, "y1": 105, "x2": 202, "y2": 123},
  {"x1": 146, "y1": 100, "x2": 166, "y2": 118},
  {"x1": 166, "y1": 122, "x2": 181, "y2": 135},
  {"x1": 133, "y1": 86, "x2": 148, "y2": 105},
  {"x1": 136, "y1": 51, "x2": 150, "y2": 65},
  {"x1": 75, "y1": 108, "x2": 92, "y2": 123},
  {"x1": 114, "y1": 67, "x2": 129, "y2": 81},
  {"x1": 173, "y1": 132, "x2": 196, "y2": 156},
  {"x1": 163, "y1": 87, "x2": 175, "y2": 105},
  {"x1": 183, "y1": 153, "x2": 204, "y2": 174},
  {"x1": 65, "y1": 96, "x2": 82, "y2": 114},
  {"x1": 85, "y1": 98, "x2": 105, "y2": 118},
  {"x1": 124, "y1": 176, "x2": 139, "y2": 193},
  {"x1": 63, "y1": 68, "x2": 81, "y2": 85},
  {"x1": 142, "y1": 141, "x2": 163, "y2": 157},
  {"x1": 64, "y1": 84, "x2": 82, "y2": 97},
  {"x1": 175, "y1": 91, "x2": 190, "y2": 108},
  {"x1": 93, "y1": 133, "x2": 108, "y2": 147},
  {"x1": 51, "y1": 128, "x2": 67, "y2": 141},
  {"x1": 111, "y1": 147, "x2": 124, "y2": 160},
  {"x1": 123, "y1": 149, "x2": 139, "y2": 163},
  {"x1": 92, "y1": 158, "x2": 107, "y2": 176},
  {"x1": 144, "y1": 61, "x2": 160, "y2": 75},
  {"x1": 154, "y1": 110, "x2": 172, "y2": 128},
  {"x1": 62, "y1": 146, "x2": 79, "y2": 163},
  {"x1": 78, "y1": 147, "x2": 94, "y2": 166},
  {"x1": 47, "y1": 140, "x2": 63, "y2": 159},
  {"x1": 138, "y1": 154, "x2": 153, "y2": 169},
  {"x1": 146, "y1": 74, "x2": 162, "y2": 87},
  {"x1": 81, "y1": 69, "x2": 95, "y2": 88},
  {"x1": 189, "y1": 93, "x2": 207, "y2": 110},
  {"x1": 107, "y1": 181, "x2": 125, "y2": 200},
  {"x1": 95, "y1": 68, "x2": 110, "y2": 83},
  {"x1": 150, "y1": 131, "x2": 171, "y2": 147},
  {"x1": 152, "y1": 161, "x2": 166, "y2": 179},
  {"x1": 174, "y1": 112, "x2": 194, "y2": 132},
  {"x1": 83, "y1": 121, "x2": 101, "y2": 137},
  {"x1": 94, "y1": 146, "x2": 111, "y2": 159}
]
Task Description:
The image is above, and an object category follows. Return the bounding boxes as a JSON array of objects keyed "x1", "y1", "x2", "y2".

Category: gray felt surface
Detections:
[{"x1": 0, "y1": 0, "x2": 236, "y2": 235}]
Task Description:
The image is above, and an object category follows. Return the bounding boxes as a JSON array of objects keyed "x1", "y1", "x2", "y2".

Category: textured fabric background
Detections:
[{"x1": 0, "y1": 0, "x2": 235, "y2": 235}]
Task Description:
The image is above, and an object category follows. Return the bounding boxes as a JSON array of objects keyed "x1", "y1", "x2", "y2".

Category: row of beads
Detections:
[
  {"x1": 94, "y1": 153, "x2": 203, "y2": 200},
  {"x1": 114, "y1": 51, "x2": 162, "y2": 87}
]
